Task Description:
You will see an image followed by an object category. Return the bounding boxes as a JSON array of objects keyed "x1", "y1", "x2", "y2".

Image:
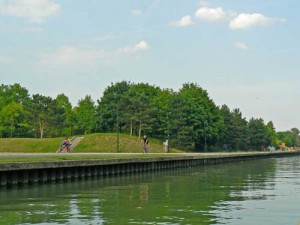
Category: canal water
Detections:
[{"x1": 0, "y1": 156, "x2": 300, "y2": 225}]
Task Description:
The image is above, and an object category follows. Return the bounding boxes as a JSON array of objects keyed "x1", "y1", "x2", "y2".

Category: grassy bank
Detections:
[
  {"x1": 0, "y1": 133, "x2": 183, "y2": 154},
  {"x1": 0, "y1": 153, "x2": 186, "y2": 164}
]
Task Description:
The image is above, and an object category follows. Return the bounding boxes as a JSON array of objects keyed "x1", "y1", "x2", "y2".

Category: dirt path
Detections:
[{"x1": 70, "y1": 137, "x2": 84, "y2": 148}]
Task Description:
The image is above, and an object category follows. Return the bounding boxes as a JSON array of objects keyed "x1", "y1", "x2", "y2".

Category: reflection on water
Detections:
[
  {"x1": 0, "y1": 156, "x2": 300, "y2": 225},
  {"x1": 210, "y1": 157, "x2": 300, "y2": 225}
]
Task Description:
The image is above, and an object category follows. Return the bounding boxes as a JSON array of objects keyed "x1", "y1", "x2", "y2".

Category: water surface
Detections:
[{"x1": 1, "y1": 156, "x2": 300, "y2": 225}]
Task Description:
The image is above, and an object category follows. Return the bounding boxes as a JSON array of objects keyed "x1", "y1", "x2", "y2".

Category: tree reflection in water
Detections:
[{"x1": 3, "y1": 157, "x2": 299, "y2": 225}]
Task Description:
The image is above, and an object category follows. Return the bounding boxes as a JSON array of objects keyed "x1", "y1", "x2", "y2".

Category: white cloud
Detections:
[
  {"x1": 229, "y1": 13, "x2": 286, "y2": 30},
  {"x1": 170, "y1": 15, "x2": 194, "y2": 27},
  {"x1": 134, "y1": 40, "x2": 149, "y2": 51},
  {"x1": 24, "y1": 27, "x2": 43, "y2": 33},
  {"x1": 0, "y1": 54, "x2": 12, "y2": 63},
  {"x1": 235, "y1": 42, "x2": 249, "y2": 51},
  {"x1": 131, "y1": 9, "x2": 143, "y2": 17},
  {"x1": 89, "y1": 35, "x2": 117, "y2": 42},
  {"x1": 39, "y1": 46, "x2": 108, "y2": 65},
  {"x1": 118, "y1": 40, "x2": 149, "y2": 53},
  {"x1": 0, "y1": 0, "x2": 61, "y2": 23},
  {"x1": 40, "y1": 41, "x2": 150, "y2": 66},
  {"x1": 195, "y1": 7, "x2": 234, "y2": 22},
  {"x1": 193, "y1": 6, "x2": 285, "y2": 30}
]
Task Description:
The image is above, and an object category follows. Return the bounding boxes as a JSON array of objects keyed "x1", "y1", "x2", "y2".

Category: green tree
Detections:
[
  {"x1": 290, "y1": 128, "x2": 300, "y2": 147},
  {"x1": 219, "y1": 104, "x2": 234, "y2": 149},
  {"x1": 266, "y1": 121, "x2": 278, "y2": 147},
  {"x1": 277, "y1": 130, "x2": 297, "y2": 147},
  {"x1": 230, "y1": 108, "x2": 249, "y2": 150},
  {"x1": 0, "y1": 83, "x2": 30, "y2": 108},
  {"x1": 0, "y1": 83, "x2": 31, "y2": 137},
  {"x1": 97, "y1": 81, "x2": 132, "y2": 133},
  {"x1": 121, "y1": 83, "x2": 159, "y2": 138},
  {"x1": 169, "y1": 93, "x2": 193, "y2": 149},
  {"x1": 0, "y1": 102, "x2": 25, "y2": 137},
  {"x1": 29, "y1": 94, "x2": 56, "y2": 138},
  {"x1": 151, "y1": 88, "x2": 173, "y2": 140},
  {"x1": 75, "y1": 95, "x2": 96, "y2": 135},
  {"x1": 248, "y1": 118, "x2": 271, "y2": 150},
  {"x1": 55, "y1": 94, "x2": 74, "y2": 136},
  {"x1": 97, "y1": 81, "x2": 160, "y2": 138},
  {"x1": 171, "y1": 83, "x2": 223, "y2": 151}
]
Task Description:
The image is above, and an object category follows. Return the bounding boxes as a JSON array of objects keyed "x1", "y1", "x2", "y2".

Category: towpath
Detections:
[{"x1": 0, "y1": 151, "x2": 298, "y2": 159}]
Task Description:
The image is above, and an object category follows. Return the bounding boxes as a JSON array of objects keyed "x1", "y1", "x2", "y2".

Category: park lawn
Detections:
[
  {"x1": 76, "y1": 133, "x2": 180, "y2": 153},
  {"x1": 0, "y1": 137, "x2": 61, "y2": 153},
  {"x1": 0, "y1": 133, "x2": 183, "y2": 154}
]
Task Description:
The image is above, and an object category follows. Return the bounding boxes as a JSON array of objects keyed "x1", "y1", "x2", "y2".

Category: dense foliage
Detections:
[{"x1": 0, "y1": 82, "x2": 299, "y2": 151}]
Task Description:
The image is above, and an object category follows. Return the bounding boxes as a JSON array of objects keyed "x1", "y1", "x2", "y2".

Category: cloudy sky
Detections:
[{"x1": 0, "y1": 0, "x2": 299, "y2": 131}]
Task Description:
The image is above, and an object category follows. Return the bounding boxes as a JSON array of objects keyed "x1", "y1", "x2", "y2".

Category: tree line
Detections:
[{"x1": 0, "y1": 82, "x2": 299, "y2": 151}]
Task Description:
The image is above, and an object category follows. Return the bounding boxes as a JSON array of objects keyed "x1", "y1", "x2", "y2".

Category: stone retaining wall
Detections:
[{"x1": 0, "y1": 151, "x2": 299, "y2": 188}]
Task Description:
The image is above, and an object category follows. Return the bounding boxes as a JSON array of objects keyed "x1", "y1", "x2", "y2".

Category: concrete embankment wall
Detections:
[{"x1": 0, "y1": 151, "x2": 299, "y2": 188}]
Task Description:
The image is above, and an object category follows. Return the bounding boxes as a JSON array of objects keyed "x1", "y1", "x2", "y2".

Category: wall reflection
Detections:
[{"x1": 0, "y1": 157, "x2": 286, "y2": 225}]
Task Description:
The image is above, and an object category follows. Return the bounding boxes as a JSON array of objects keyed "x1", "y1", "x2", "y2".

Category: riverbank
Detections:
[
  {"x1": 0, "y1": 151, "x2": 299, "y2": 187},
  {"x1": 0, "y1": 134, "x2": 184, "y2": 153}
]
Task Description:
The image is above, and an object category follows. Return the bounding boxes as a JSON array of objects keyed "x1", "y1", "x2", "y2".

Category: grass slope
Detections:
[
  {"x1": 0, "y1": 133, "x2": 183, "y2": 153},
  {"x1": 0, "y1": 137, "x2": 62, "y2": 153}
]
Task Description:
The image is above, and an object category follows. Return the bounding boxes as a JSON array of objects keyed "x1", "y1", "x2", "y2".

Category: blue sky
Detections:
[{"x1": 0, "y1": 0, "x2": 299, "y2": 131}]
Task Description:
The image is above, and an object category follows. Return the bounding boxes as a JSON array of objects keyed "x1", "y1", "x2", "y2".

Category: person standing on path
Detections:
[{"x1": 141, "y1": 135, "x2": 149, "y2": 153}]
